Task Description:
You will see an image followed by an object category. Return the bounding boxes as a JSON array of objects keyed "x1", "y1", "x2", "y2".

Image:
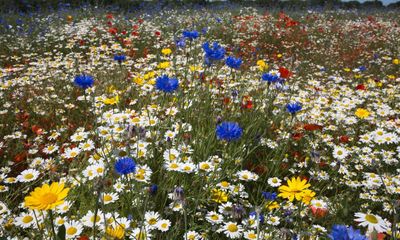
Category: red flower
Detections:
[
  {"x1": 78, "y1": 235, "x2": 90, "y2": 240},
  {"x1": 106, "y1": 13, "x2": 113, "y2": 19},
  {"x1": 31, "y1": 125, "x2": 43, "y2": 135},
  {"x1": 303, "y1": 124, "x2": 323, "y2": 131},
  {"x1": 279, "y1": 67, "x2": 292, "y2": 78},
  {"x1": 292, "y1": 132, "x2": 303, "y2": 141},
  {"x1": 155, "y1": 31, "x2": 161, "y2": 36},
  {"x1": 310, "y1": 206, "x2": 328, "y2": 218},
  {"x1": 339, "y1": 135, "x2": 349, "y2": 143},
  {"x1": 108, "y1": 28, "x2": 118, "y2": 35},
  {"x1": 223, "y1": 97, "x2": 230, "y2": 105},
  {"x1": 14, "y1": 152, "x2": 27, "y2": 163},
  {"x1": 356, "y1": 84, "x2": 366, "y2": 90}
]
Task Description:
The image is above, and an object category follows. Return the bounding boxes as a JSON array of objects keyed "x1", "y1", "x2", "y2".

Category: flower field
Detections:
[{"x1": 0, "y1": 3, "x2": 399, "y2": 240}]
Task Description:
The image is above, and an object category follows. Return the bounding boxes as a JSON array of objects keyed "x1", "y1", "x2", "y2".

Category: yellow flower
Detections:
[
  {"x1": 103, "y1": 95, "x2": 120, "y2": 105},
  {"x1": 393, "y1": 59, "x2": 399, "y2": 65},
  {"x1": 256, "y1": 60, "x2": 268, "y2": 71},
  {"x1": 300, "y1": 189, "x2": 316, "y2": 205},
  {"x1": 265, "y1": 201, "x2": 279, "y2": 211},
  {"x1": 24, "y1": 182, "x2": 69, "y2": 210},
  {"x1": 133, "y1": 76, "x2": 144, "y2": 85},
  {"x1": 355, "y1": 108, "x2": 370, "y2": 119},
  {"x1": 278, "y1": 177, "x2": 311, "y2": 202},
  {"x1": 277, "y1": 54, "x2": 282, "y2": 58},
  {"x1": 157, "y1": 61, "x2": 170, "y2": 69},
  {"x1": 388, "y1": 75, "x2": 396, "y2": 80},
  {"x1": 189, "y1": 65, "x2": 203, "y2": 72},
  {"x1": 107, "y1": 85, "x2": 116, "y2": 93},
  {"x1": 344, "y1": 68, "x2": 351, "y2": 72},
  {"x1": 210, "y1": 189, "x2": 228, "y2": 203},
  {"x1": 161, "y1": 48, "x2": 172, "y2": 55},
  {"x1": 106, "y1": 225, "x2": 124, "y2": 239}
]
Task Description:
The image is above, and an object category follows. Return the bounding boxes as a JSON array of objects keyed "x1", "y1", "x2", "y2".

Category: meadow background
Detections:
[{"x1": 0, "y1": 1, "x2": 399, "y2": 239}]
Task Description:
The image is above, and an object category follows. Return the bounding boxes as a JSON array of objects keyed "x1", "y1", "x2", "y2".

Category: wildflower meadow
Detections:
[{"x1": 0, "y1": 1, "x2": 399, "y2": 240}]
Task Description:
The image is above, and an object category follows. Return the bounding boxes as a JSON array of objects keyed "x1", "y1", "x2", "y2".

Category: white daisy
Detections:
[
  {"x1": 267, "y1": 177, "x2": 282, "y2": 187},
  {"x1": 218, "y1": 222, "x2": 243, "y2": 239},
  {"x1": 354, "y1": 212, "x2": 389, "y2": 233},
  {"x1": 17, "y1": 169, "x2": 40, "y2": 183}
]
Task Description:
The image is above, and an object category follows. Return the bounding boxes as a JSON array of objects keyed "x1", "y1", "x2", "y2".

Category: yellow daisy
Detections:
[{"x1": 24, "y1": 182, "x2": 69, "y2": 210}]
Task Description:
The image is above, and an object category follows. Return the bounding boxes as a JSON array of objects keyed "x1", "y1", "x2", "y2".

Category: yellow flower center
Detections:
[
  {"x1": 24, "y1": 174, "x2": 34, "y2": 180},
  {"x1": 221, "y1": 181, "x2": 229, "y2": 187},
  {"x1": 148, "y1": 218, "x2": 157, "y2": 225},
  {"x1": 227, "y1": 223, "x2": 238, "y2": 232},
  {"x1": 211, "y1": 215, "x2": 219, "y2": 221},
  {"x1": 66, "y1": 227, "x2": 77, "y2": 235},
  {"x1": 90, "y1": 215, "x2": 101, "y2": 223},
  {"x1": 41, "y1": 193, "x2": 58, "y2": 205},
  {"x1": 248, "y1": 233, "x2": 257, "y2": 239},
  {"x1": 161, "y1": 223, "x2": 168, "y2": 228},
  {"x1": 22, "y1": 215, "x2": 33, "y2": 223},
  {"x1": 365, "y1": 214, "x2": 378, "y2": 224},
  {"x1": 104, "y1": 195, "x2": 112, "y2": 202}
]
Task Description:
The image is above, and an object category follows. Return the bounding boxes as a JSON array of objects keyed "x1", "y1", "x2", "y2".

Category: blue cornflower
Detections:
[
  {"x1": 249, "y1": 211, "x2": 264, "y2": 224},
  {"x1": 114, "y1": 54, "x2": 126, "y2": 63},
  {"x1": 156, "y1": 75, "x2": 179, "y2": 93},
  {"x1": 225, "y1": 56, "x2": 242, "y2": 70},
  {"x1": 114, "y1": 157, "x2": 136, "y2": 175},
  {"x1": 286, "y1": 102, "x2": 302, "y2": 115},
  {"x1": 358, "y1": 66, "x2": 366, "y2": 72},
  {"x1": 149, "y1": 184, "x2": 158, "y2": 195},
  {"x1": 203, "y1": 41, "x2": 225, "y2": 63},
  {"x1": 182, "y1": 30, "x2": 199, "y2": 41},
  {"x1": 329, "y1": 225, "x2": 367, "y2": 240},
  {"x1": 74, "y1": 74, "x2": 94, "y2": 89},
  {"x1": 176, "y1": 38, "x2": 186, "y2": 48},
  {"x1": 261, "y1": 73, "x2": 280, "y2": 84},
  {"x1": 216, "y1": 121, "x2": 243, "y2": 142},
  {"x1": 261, "y1": 191, "x2": 277, "y2": 201}
]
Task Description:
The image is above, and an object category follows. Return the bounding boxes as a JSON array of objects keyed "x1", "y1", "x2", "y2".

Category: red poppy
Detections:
[
  {"x1": 279, "y1": 67, "x2": 292, "y2": 78},
  {"x1": 356, "y1": 84, "x2": 366, "y2": 90},
  {"x1": 106, "y1": 13, "x2": 113, "y2": 19},
  {"x1": 292, "y1": 132, "x2": 304, "y2": 141},
  {"x1": 303, "y1": 124, "x2": 323, "y2": 131},
  {"x1": 310, "y1": 206, "x2": 328, "y2": 218},
  {"x1": 14, "y1": 152, "x2": 27, "y2": 163},
  {"x1": 78, "y1": 235, "x2": 90, "y2": 240},
  {"x1": 155, "y1": 31, "x2": 161, "y2": 36},
  {"x1": 339, "y1": 135, "x2": 349, "y2": 143},
  {"x1": 108, "y1": 28, "x2": 118, "y2": 35},
  {"x1": 31, "y1": 125, "x2": 43, "y2": 135},
  {"x1": 223, "y1": 97, "x2": 230, "y2": 105}
]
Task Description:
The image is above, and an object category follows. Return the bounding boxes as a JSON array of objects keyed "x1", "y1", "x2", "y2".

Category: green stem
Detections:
[{"x1": 48, "y1": 210, "x2": 57, "y2": 240}]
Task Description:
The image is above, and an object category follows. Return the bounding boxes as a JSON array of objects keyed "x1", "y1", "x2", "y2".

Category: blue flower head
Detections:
[
  {"x1": 149, "y1": 184, "x2": 158, "y2": 195},
  {"x1": 249, "y1": 211, "x2": 264, "y2": 224},
  {"x1": 329, "y1": 225, "x2": 367, "y2": 240},
  {"x1": 216, "y1": 121, "x2": 243, "y2": 142},
  {"x1": 114, "y1": 54, "x2": 126, "y2": 62},
  {"x1": 358, "y1": 66, "x2": 366, "y2": 72},
  {"x1": 225, "y1": 56, "x2": 242, "y2": 70},
  {"x1": 176, "y1": 38, "x2": 186, "y2": 48},
  {"x1": 286, "y1": 102, "x2": 302, "y2": 115},
  {"x1": 74, "y1": 74, "x2": 94, "y2": 89},
  {"x1": 203, "y1": 41, "x2": 225, "y2": 63},
  {"x1": 156, "y1": 75, "x2": 179, "y2": 93},
  {"x1": 182, "y1": 30, "x2": 199, "y2": 41},
  {"x1": 262, "y1": 73, "x2": 280, "y2": 84},
  {"x1": 114, "y1": 157, "x2": 136, "y2": 175},
  {"x1": 262, "y1": 191, "x2": 277, "y2": 201}
]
